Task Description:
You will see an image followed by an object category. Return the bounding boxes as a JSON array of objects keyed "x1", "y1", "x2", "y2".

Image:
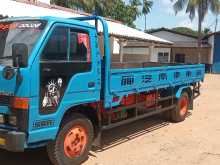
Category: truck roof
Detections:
[{"x1": 0, "y1": 16, "x2": 94, "y2": 29}]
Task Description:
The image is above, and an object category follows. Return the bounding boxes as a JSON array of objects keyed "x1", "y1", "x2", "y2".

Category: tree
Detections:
[
  {"x1": 51, "y1": 0, "x2": 153, "y2": 28},
  {"x1": 171, "y1": 0, "x2": 220, "y2": 63},
  {"x1": 204, "y1": 27, "x2": 212, "y2": 34},
  {"x1": 142, "y1": 0, "x2": 153, "y2": 30},
  {"x1": 104, "y1": 0, "x2": 137, "y2": 27}
]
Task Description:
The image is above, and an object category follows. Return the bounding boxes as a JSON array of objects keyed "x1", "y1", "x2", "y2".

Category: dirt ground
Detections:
[{"x1": 0, "y1": 74, "x2": 220, "y2": 165}]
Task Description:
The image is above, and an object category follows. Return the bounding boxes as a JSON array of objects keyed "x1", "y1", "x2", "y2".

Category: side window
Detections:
[
  {"x1": 158, "y1": 52, "x2": 169, "y2": 63},
  {"x1": 41, "y1": 26, "x2": 68, "y2": 61},
  {"x1": 69, "y1": 29, "x2": 91, "y2": 62}
]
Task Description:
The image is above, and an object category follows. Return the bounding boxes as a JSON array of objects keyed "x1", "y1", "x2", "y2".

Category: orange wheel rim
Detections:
[
  {"x1": 180, "y1": 96, "x2": 188, "y2": 116},
  {"x1": 64, "y1": 125, "x2": 88, "y2": 158}
]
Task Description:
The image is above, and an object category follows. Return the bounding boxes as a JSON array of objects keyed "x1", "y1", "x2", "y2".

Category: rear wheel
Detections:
[
  {"x1": 47, "y1": 114, "x2": 94, "y2": 165},
  {"x1": 171, "y1": 92, "x2": 189, "y2": 122}
]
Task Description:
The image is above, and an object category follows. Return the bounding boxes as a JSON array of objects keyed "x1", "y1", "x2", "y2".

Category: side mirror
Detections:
[{"x1": 12, "y1": 43, "x2": 28, "y2": 68}]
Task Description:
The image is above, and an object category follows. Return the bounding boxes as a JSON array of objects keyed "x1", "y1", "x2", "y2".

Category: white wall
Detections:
[
  {"x1": 208, "y1": 35, "x2": 215, "y2": 64},
  {"x1": 123, "y1": 47, "x2": 149, "y2": 55},
  {"x1": 122, "y1": 46, "x2": 171, "y2": 63},
  {"x1": 150, "y1": 47, "x2": 171, "y2": 62},
  {"x1": 113, "y1": 36, "x2": 171, "y2": 63},
  {"x1": 113, "y1": 38, "x2": 120, "y2": 54},
  {"x1": 151, "y1": 31, "x2": 197, "y2": 43}
]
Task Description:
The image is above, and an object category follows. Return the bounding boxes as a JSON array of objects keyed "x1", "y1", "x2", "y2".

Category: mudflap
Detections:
[
  {"x1": 189, "y1": 96, "x2": 194, "y2": 110},
  {"x1": 92, "y1": 130, "x2": 102, "y2": 149}
]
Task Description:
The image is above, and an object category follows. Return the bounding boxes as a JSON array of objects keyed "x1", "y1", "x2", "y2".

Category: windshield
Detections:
[{"x1": 0, "y1": 20, "x2": 47, "y2": 66}]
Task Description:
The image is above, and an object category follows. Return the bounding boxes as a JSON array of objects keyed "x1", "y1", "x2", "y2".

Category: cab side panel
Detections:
[{"x1": 28, "y1": 23, "x2": 100, "y2": 144}]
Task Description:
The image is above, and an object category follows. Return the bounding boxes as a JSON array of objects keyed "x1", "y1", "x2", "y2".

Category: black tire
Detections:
[
  {"x1": 47, "y1": 113, "x2": 94, "y2": 165},
  {"x1": 171, "y1": 92, "x2": 189, "y2": 122}
]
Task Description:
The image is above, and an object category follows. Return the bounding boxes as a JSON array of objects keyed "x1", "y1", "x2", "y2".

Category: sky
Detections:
[{"x1": 135, "y1": 0, "x2": 220, "y2": 32}]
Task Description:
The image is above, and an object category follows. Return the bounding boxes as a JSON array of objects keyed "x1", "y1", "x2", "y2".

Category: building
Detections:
[
  {"x1": 118, "y1": 41, "x2": 171, "y2": 63},
  {"x1": 148, "y1": 28, "x2": 212, "y2": 71},
  {"x1": 203, "y1": 32, "x2": 220, "y2": 73}
]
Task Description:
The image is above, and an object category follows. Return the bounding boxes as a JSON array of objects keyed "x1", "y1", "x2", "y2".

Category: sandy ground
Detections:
[{"x1": 0, "y1": 74, "x2": 220, "y2": 165}]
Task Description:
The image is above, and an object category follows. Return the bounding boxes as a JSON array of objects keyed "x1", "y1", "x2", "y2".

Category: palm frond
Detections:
[
  {"x1": 186, "y1": 2, "x2": 196, "y2": 20},
  {"x1": 142, "y1": 0, "x2": 153, "y2": 14},
  {"x1": 173, "y1": 0, "x2": 189, "y2": 14},
  {"x1": 209, "y1": 0, "x2": 220, "y2": 15},
  {"x1": 201, "y1": 0, "x2": 209, "y2": 21}
]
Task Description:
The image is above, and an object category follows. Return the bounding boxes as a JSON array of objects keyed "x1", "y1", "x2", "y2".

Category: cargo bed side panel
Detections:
[{"x1": 104, "y1": 64, "x2": 205, "y2": 108}]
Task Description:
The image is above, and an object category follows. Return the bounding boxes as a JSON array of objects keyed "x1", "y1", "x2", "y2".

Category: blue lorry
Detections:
[{"x1": 0, "y1": 16, "x2": 204, "y2": 165}]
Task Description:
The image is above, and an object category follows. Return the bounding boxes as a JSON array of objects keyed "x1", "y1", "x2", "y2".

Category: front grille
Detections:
[{"x1": 0, "y1": 95, "x2": 11, "y2": 106}]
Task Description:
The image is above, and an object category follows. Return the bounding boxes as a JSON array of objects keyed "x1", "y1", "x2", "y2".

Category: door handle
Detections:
[
  {"x1": 88, "y1": 82, "x2": 95, "y2": 88},
  {"x1": 42, "y1": 68, "x2": 51, "y2": 72}
]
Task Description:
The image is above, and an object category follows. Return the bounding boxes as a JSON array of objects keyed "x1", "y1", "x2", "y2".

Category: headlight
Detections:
[
  {"x1": 8, "y1": 115, "x2": 17, "y2": 126},
  {"x1": 0, "y1": 114, "x2": 4, "y2": 124}
]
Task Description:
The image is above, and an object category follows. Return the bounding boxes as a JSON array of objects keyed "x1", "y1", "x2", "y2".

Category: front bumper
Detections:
[{"x1": 0, "y1": 128, "x2": 25, "y2": 152}]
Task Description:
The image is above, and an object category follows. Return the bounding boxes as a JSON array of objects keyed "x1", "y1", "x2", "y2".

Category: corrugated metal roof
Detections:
[
  {"x1": 1, "y1": 0, "x2": 172, "y2": 44},
  {"x1": 100, "y1": 21, "x2": 172, "y2": 44},
  {"x1": 0, "y1": 0, "x2": 81, "y2": 18}
]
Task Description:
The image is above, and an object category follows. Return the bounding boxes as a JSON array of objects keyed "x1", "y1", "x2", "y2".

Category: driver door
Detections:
[{"x1": 39, "y1": 25, "x2": 99, "y2": 115}]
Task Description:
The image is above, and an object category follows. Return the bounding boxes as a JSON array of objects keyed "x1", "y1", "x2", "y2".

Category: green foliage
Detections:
[
  {"x1": 142, "y1": 0, "x2": 153, "y2": 15},
  {"x1": 172, "y1": 27, "x2": 199, "y2": 37},
  {"x1": 50, "y1": 0, "x2": 153, "y2": 28},
  {"x1": 142, "y1": 0, "x2": 153, "y2": 30},
  {"x1": 172, "y1": 27, "x2": 212, "y2": 36},
  {"x1": 171, "y1": 0, "x2": 220, "y2": 21},
  {"x1": 204, "y1": 27, "x2": 212, "y2": 34}
]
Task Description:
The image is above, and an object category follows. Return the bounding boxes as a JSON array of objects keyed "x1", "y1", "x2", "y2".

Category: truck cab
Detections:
[{"x1": 0, "y1": 16, "x2": 101, "y2": 149}]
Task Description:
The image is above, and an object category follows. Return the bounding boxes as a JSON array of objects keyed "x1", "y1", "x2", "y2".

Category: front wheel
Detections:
[
  {"x1": 47, "y1": 114, "x2": 94, "y2": 165},
  {"x1": 171, "y1": 92, "x2": 189, "y2": 122}
]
